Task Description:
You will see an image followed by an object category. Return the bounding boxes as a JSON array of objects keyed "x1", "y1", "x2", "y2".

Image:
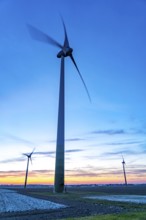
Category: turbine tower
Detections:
[
  {"x1": 27, "y1": 18, "x2": 91, "y2": 193},
  {"x1": 23, "y1": 149, "x2": 34, "y2": 188},
  {"x1": 122, "y1": 155, "x2": 127, "y2": 186}
]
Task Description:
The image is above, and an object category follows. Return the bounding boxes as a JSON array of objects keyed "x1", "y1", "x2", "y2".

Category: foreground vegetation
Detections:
[
  {"x1": 64, "y1": 212, "x2": 146, "y2": 220},
  {"x1": 15, "y1": 185, "x2": 146, "y2": 219}
]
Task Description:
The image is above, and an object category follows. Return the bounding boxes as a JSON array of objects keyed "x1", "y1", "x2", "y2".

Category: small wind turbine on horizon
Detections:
[
  {"x1": 121, "y1": 155, "x2": 127, "y2": 186},
  {"x1": 27, "y1": 18, "x2": 91, "y2": 193},
  {"x1": 23, "y1": 149, "x2": 35, "y2": 188}
]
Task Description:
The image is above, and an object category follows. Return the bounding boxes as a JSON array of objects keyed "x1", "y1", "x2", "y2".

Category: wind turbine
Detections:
[
  {"x1": 121, "y1": 155, "x2": 127, "y2": 186},
  {"x1": 23, "y1": 149, "x2": 34, "y2": 188},
  {"x1": 27, "y1": 18, "x2": 91, "y2": 193}
]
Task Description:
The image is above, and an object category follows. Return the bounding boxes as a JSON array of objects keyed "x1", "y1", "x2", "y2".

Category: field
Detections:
[{"x1": 0, "y1": 185, "x2": 146, "y2": 220}]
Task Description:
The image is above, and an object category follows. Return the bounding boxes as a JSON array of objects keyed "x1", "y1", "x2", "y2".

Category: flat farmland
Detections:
[{"x1": 0, "y1": 185, "x2": 146, "y2": 220}]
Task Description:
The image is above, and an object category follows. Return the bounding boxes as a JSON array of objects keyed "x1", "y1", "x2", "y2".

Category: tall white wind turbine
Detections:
[{"x1": 27, "y1": 18, "x2": 91, "y2": 193}]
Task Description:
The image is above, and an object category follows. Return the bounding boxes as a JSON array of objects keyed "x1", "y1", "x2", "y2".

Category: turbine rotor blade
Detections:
[
  {"x1": 30, "y1": 148, "x2": 35, "y2": 156},
  {"x1": 23, "y1": 153, "x2": 29, "y2": 157},
  {"x1": 27, "y1": 24, "x2": 63, "y2": 49},
  {"x1": 60, "y1": 17, "x2": 69, "y2": 48},
  {"x1": 30, "y1": 157, "x2": 33, "y2": 165},
  {"x1": 69, "y1": 54, "x2": 91, "y2": 102},
  {"x1": 121, "y1": 154, "x2": 124, "y2": 161}
]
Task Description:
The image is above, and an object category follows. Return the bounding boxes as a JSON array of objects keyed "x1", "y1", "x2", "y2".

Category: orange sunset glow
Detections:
[{"x1": 0, "y1": 170, "x2": 146, "y2": 185}]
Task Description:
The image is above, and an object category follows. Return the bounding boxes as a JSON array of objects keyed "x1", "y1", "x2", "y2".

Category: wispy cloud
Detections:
[
  {"x1": 0, "y1": 149, "x2": 84, "y2": 164},
  {"x1": 129, "y1": 128, "x2": 146, "y2": 135},
  {"x1": 90, "y1": 127, "x2": 146, "y2": 136},
  {"x1": 66, "y1": 163, "x2": 146, "y2": 178},
  {"x1": 65, "y1": 169, "x2": 98, "y2": 178},
  {"x1": 0, "y1": 169, "x2": 54, "y2": 179},
  {"x1": 99, "y1": 150, "x2": 137, "y2": 158},
  {"x1": 65, "y1": 167, "x2": 125, "y2": 178},
  {"x1": 29, "y1": 170, "x2": 54, "y2": 177},
  {"x1": 84, "y1": 148, "x2": 145, "y2": 162},
  {"x1": 34, "y1": 151, "x2": 55, "y2": 156},
  {"x1": 0, "y1": 157, "x2": 26, "y2": 164},
  {"x1": 0, "y1": 170, "x2": 25, "y2": 178},
  {"x1": 46, "y1": 138, "x2": 85, "y2": 143},
  {"x1": 0, "y1": 170, "x2": 53, "y2": 178},
  {"x1": 66, "y1": 138, "x2": 85, "y2": 142},
  {"x1": 1, "y1": 164, "x2": 146, "y2": 180},
  {"x1": 106, "y1": 140, "x2": 143, "y2": 146},
  {"x1": 66, "y1": 149, "x2": 84, "y2": 153},
  {"x1": 0, "y1": 132, "x2": 35, "y2": 146},
  {"x1": 34, "y1": 149, "x2": 83, "y2": 155},
  {"x1": 91, "y1": 129, "x2": 126, "y2": 135}
]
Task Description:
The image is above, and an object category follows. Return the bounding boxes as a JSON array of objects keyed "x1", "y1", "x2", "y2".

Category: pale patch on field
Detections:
[
  {"x1": 85, "y1": 195, "x2": 146, "y2": 204},
  {"x1": 0, "y1": 189, "x2": 66, "y2": 213}
]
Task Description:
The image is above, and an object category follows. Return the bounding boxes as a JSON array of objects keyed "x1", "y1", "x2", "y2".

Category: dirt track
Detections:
[{"x1": 0, "y1": 185, "x2": 145, "y2": 220}]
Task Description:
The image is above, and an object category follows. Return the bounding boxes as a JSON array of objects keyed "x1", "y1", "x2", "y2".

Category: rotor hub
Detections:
[{"x1": 57, "y1": 47, "x2": 73, "y2": 58}]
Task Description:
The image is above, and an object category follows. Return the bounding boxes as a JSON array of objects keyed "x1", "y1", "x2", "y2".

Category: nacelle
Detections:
[{"x1": 57, "y1": 47, "x2": 73, "y2": 58}]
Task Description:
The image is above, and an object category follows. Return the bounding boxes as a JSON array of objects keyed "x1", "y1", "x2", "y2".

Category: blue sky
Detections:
[{"x1": 0, "y1": 0, "x2": 146, "y2": 184}]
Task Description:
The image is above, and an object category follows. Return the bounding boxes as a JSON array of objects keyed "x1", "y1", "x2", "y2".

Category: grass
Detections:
[
  {"x1": 21, "y1": 186, "x2": 146, "y2": 219},
  {"x1": 63, "y1": 212, "x2": 146, "y2": 220},
  {"x1": 28, "y1": 190, "x2": 90, "y2": 200},
  {"x1": 85, "y1": 197, "x2": 146, "y2": 209},
  {"x1": 29, "y1": 190, "x2": 146, "y2": 210}
]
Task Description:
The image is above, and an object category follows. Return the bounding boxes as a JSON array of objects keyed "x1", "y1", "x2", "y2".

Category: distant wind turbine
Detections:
[
  {"x1": 121, "y1": 155, "x2": 127, "y2": 186},
  {"x1": 27, "y1": 18, "x2": 91, "y2": 193},
  {"x1": 23, "y1": 149, "x2": 35, "y2": 188}
]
